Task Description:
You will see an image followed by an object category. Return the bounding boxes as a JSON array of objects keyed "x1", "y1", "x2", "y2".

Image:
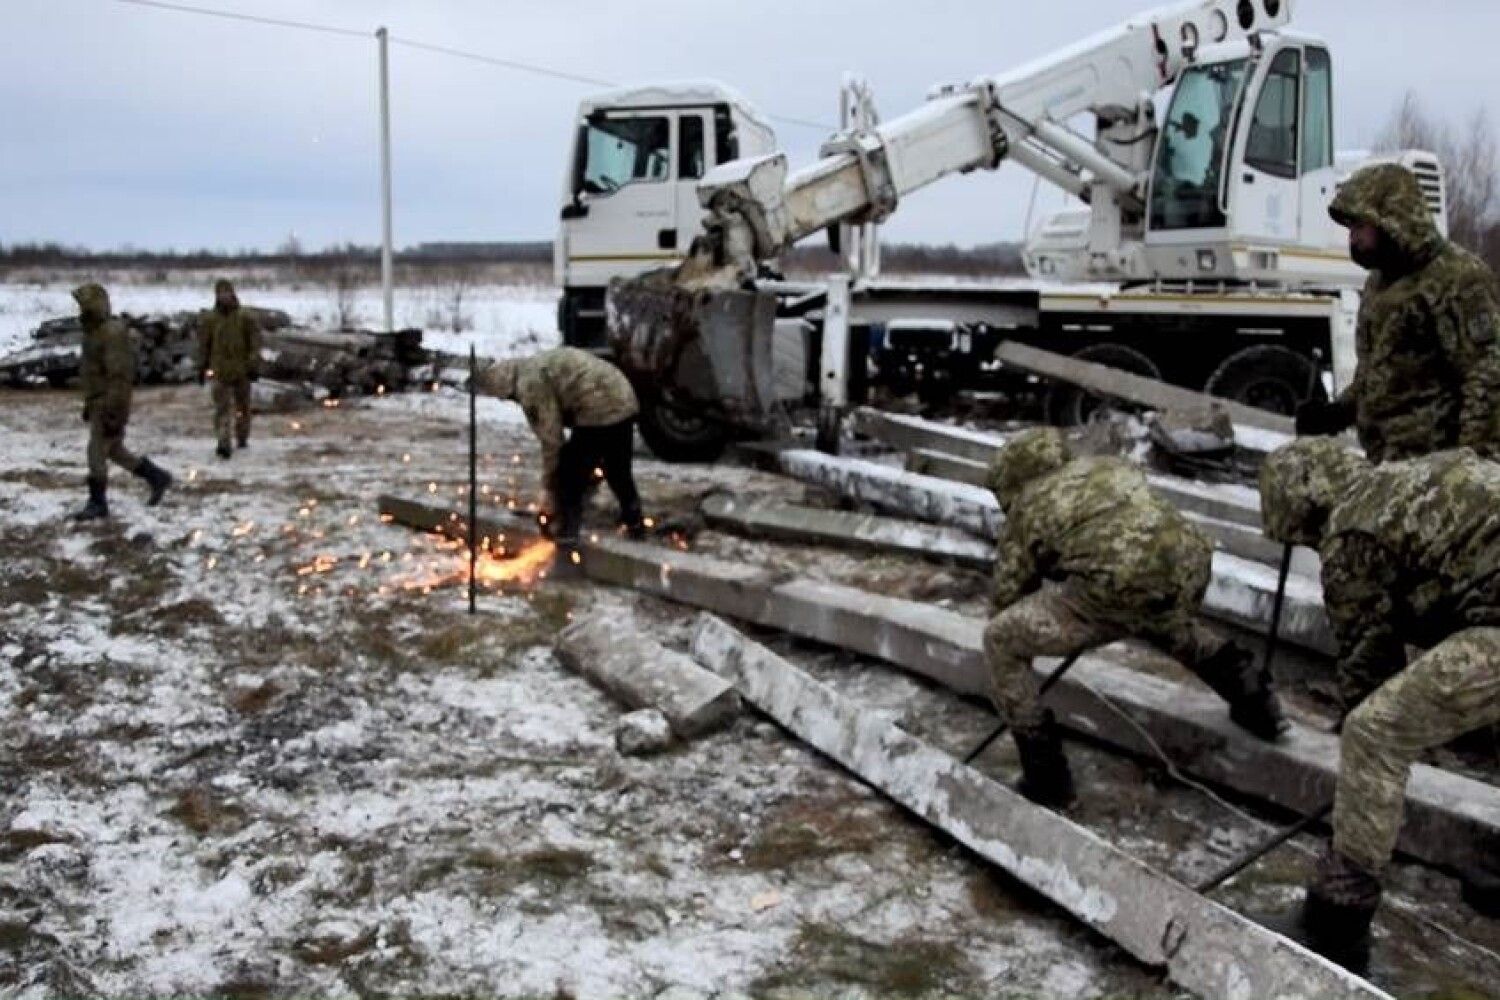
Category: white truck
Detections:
[{"x1": 555, "y1": 0, "x2": 1447, "y2": 460}]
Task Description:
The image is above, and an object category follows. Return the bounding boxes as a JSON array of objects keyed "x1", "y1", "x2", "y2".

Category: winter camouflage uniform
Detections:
[
  {"x1": 984, "y1": 429, "x2": 1232, "y2": 731},
  {"x1": 1323, "y1": 164, "x2": 1500, "y2": 462},
  {"x1": 77, "y1": 284, "x2": 140, "y2": 479},
  {"x1": 1261, "y1": 441, "x2": 1500, "y2": 876},
  {"x1": 198, "y1": 279, "x2": 261, "y2": 452},
  {"x1": 476, "y1": 347, "x2": 642, "y2": 541}
]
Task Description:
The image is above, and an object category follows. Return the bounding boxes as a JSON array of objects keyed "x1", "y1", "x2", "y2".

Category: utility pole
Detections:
[{"x1": 376, "y1": 26, "x2": 395, "y2": 334}]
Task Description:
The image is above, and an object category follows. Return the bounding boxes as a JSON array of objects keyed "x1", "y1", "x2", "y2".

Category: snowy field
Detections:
[
  {"x1": 3, "y1": 281, "x2": 1497, "y2": 998},
  {"x1": 0, "y1": 273, "x2": 560, "y2": 360}
]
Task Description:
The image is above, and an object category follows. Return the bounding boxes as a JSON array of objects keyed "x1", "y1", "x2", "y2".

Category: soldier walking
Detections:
[
  {"x1": 198, "y1": 278, "x2": 261, "y2": 459},
  {"x1": 1296, "y1": 163, "x2": 1500, "y2": 461},
  {"x1": 983, "y1": 429, "x2": 1286, "y2": 808},
  {"x1": 476, "y1": 347, "x2": 646, "y2": 568},
  {"x1": 72, "y1": 283, "x2": 172, "y2": 520},
  {"x1": 1259, "y1": 440, "x2": 1500, "y2": 968}
]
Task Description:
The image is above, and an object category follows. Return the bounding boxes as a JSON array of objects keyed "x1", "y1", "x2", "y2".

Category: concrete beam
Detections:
[
  {"x1": 699, "y1": 493, "x2": 993, "y2": 570},
  {"x1": 555, "y1": 614, "x2": 740, "y2": 738},
  {"x1": 690, "y1": 615, "x2": 1391, "y2": 1000},
  {"x1": 377, "y1": 494, "x2": 1500, "y2": 876},
  {"x1": 774, "y1": 451, "x2": 1334, "y2": 655},
  {"x1": 850, "y1": 407, "x2": 1008, "y2": 466},
  {"x1": 994, "y1": 341, "x2": 1295, "y2": 436}
]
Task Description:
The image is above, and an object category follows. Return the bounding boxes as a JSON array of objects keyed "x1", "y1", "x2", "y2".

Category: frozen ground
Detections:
[
  {"x1": 0, "y1": 273, "x2": 559, "y2": 360},
  {"x1": 4, "y1": 286, "x2": 1499, "y2": 998}
]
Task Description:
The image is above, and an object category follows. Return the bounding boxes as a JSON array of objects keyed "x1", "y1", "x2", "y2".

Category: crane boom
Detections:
[{"x1": 697, "y1": 0, "x2": 1293, "y2": 273}]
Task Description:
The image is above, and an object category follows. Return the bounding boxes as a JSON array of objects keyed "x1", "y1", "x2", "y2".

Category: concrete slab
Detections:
[
  {"x1": 378, "y1": 494, "x2": 1500, "y2": 876},
  {"x1": 556, "y1": 614, "x2": 740, "y2": 738},
  {"x1": 690, "y1": 614, "x2": 1392, "y2": 1000}
]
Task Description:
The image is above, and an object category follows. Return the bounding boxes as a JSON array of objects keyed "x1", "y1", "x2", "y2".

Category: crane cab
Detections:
[{"x1": 555, "y1": 81, "x2": 777, "y2": 347}]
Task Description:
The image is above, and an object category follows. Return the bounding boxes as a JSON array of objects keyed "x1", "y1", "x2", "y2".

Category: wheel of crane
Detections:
[
  {"x1": 636, "y1": 394, "x2": 729, "y2": 463},
  {"x1": 1044, "y1": 343, "x2": 1162, "y2": 427},
  {"x1": 1203, "y1": 344, "x2": 1325, "y2": 416}
]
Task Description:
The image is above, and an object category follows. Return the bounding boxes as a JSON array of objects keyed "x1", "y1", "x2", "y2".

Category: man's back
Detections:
[{"x1": 518, "y1": 347, "x2": 637, "y2": 428}]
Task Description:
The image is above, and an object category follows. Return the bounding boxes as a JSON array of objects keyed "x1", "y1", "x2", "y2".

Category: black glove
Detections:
[
  {"x1": 1294, "y1": 399, "x2": 1351, "y2": 437},
  {"x1": 197, "y1": 370, "x2": 207, "y2": 387}
]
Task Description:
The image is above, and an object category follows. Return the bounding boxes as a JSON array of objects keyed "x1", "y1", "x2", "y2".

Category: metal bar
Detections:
[
  {"x1": 1264, "y1": 543, "x2": 1294, "y2": 674},
  {"x1": 964, "y1": 650, "x2": 1083, "y2": 763},
  {"x1": 467, "y1": 344, "x2": 477, "y2": 614},
  {"x1": 1197, "y1": 803, "x2": 1334, "y2": 895}
]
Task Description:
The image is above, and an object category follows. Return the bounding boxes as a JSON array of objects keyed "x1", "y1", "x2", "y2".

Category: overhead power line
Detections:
[{"x1": 106, "y1": 0, "x2": 835, "y2": 131}]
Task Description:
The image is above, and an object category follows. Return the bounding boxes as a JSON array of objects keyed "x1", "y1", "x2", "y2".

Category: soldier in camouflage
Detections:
[
  {"x1": 476, "y1": 347, "x2": 645, "y2": 564},
  {"x1": 1296, "y1": 163, "x2": 1500, "y2": 462},
  {"x1": 72, "y1": 284, "x2": 173, "y2": 520},
  {"x1": 197, "y1": 278, "x2": 262, "y2": 459},
  {"x1": 1261, "y1": 439, "x2": 1500, "y2": 967},
  {"x1": 984, "y1": 429, "x2": 1287, "y2": 808}
]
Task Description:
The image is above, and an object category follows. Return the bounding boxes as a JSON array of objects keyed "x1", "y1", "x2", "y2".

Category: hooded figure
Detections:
[
  {"x1": 1297, "y1": 164, "x2": 1500, "y2": 462},
  {"x1": 1260, "y1": 440, "x2": 1500, "y2": 968},
  {"x1": 198, "y1": 278, "x2": 261, "y2": 458},
  {"x1": 474, "y1": 347, "x2": 643, "y2": 562},
  {"x1": 981, "y1": 428, "x2": 1285, "y2": 809},
  {"x1": 72, "y1": 283, "x2": 172, "y2": 520}
]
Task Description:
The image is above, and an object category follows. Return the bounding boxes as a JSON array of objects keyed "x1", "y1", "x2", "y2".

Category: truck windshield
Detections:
[
  {"x1": 1150, "y1": 59, "x2": 1248, "y2": 231},
  {"x1": 580, "y1": 115, "x2": 670, "y2": 195}
]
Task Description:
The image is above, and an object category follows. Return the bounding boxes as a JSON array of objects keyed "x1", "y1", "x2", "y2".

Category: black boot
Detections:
[
  {"x1": 216, "y1": 442, "x2": 232, "y2": 460},
  {"x1": 73, "y1": 477, "x2": 109, "y2": 521},
  {"x1": 236, "y1": 434, "x2": 249, "y2": 450},
  {"x1": 1012, "y1": 711, "x2": 1076, "y2": 810},
  {"x1": 1190, "y1": 642, "x2": 1289, "y2": 741},
  {"x1": 134, "y1": 458, "x2": 173, "y2": 507},
  {"x1": 619, "y1": 502, "x2": 646, "y2": 541},
  {"x1": 1301, "y1": 848, "x2": 1381, "y2": 973}
]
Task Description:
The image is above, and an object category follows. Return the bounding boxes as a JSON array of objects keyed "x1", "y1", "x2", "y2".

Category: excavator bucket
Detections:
[{"x1": 606, "y1": 268, "x2": 781, "y2": 435}]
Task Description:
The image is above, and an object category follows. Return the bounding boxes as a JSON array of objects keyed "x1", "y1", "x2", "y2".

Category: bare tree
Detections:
[
  {"x1": 332, "y1": 269, "x2": 360, "y2": 330},
  {"x1": 1376, "y1": 92, "x2": 1499, "y2": 255},
  {"x1": 443, "y1": 265, "x2": 475, "y2": 333}
]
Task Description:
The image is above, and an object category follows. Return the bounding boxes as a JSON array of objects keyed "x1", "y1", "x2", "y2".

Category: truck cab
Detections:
[{"x1": 556, "y1": 81, "x2": 777, "y2": 348}]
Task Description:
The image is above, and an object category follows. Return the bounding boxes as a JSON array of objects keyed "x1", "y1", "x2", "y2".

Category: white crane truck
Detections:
[{"x1": 554, "y1": 0, "x2": 1447, "y2": 460}]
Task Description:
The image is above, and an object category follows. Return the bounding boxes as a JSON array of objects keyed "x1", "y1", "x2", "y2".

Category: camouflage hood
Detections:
[
  {"x1": 214, "y1": 278, "x2": 240, "y2": 312},
  {"x1": 1329, "y1": 163, "x2": 1443, "y2": 267},
  {"x1": 1259, "y1": 439, "x2": 1371, "y2": 547},
  {"x1": 476, "y1": 359, "x2": 520, "y2": 399},
  {"x1": 72, "y1": 283, "x2": 111, "y2": 326},
  {"x1": 988, "y1": 427, "x2": 1071, "y2": 515}
]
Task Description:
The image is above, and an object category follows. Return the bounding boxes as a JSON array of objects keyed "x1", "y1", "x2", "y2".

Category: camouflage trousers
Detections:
[
  {"x1": 1335, "y1": 626, "x2": 1500, "y2": 873},
  {"x1": 983, "y1": 582, "x2": 1227, "y2": 731},
  {"x1": 213, "y1": 378, "x2": 252, "y2": 448},
  {"x1": 87, "y1": 415, "x2": 139, "y2": 481}
]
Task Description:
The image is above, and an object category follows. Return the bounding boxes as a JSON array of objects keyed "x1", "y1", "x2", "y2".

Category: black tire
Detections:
[
  {"x1": 1204, "y1": 345, "x2": 1325, "y2": 416},
  {"x1": 636, "y1": 395, "x2": 728, "y2": 463},
  {"x1": 1044, "y1": 343, "x2": 1162, "y2": 426}
]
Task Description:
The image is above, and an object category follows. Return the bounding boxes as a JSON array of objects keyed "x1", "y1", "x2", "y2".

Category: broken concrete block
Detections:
[
  {"x1": 555, "y1": 614, "x2": 740, "y2": 738},
  {"x1": 614, "y1": 709, "x2": 674, "y2": 756},
  {"x1": 250, "y1": 379, "x2": 313, "y2": 414}
]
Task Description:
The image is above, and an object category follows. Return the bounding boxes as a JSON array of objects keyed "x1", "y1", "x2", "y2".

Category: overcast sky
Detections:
[{"x1": 3, "y1": 0, "x2": 1496, "y2": 251}]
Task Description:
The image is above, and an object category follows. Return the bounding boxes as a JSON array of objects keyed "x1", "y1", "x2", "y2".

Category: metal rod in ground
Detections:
[
  {"x1": 964, "y1": 650, "x2": 1084, "y2": 764},
  {"x1": 1196, "y1": 801, "x2": 1334, "y2": 894},
  {"x1": 468, "y1": 344, "x2": 478, "y2": 614}
]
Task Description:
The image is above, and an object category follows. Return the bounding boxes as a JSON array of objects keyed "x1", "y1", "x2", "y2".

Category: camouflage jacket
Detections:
[
  {"x1": 479, "y1": 347, "x2": 639, "y2": 485},
  {"x1": 1330, "y1": 164, "x2": 1500, "y2": 462},
  {"x1": 991, "y1": 456, "x2": 1214, "y2": 619},
  {"x1": 1320, "y1": 449, "x2": 1500, "y2": 696},
  {"x1": 75, "y1": 284, "x2": 134, "y2": 429},
  {"x1": 198, "y1": 300, "x2": 261, "y2": 383}
]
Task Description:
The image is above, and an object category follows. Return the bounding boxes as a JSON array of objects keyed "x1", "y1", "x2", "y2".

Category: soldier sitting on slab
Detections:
[
  {"x1": 983, "y1": 428, "x2": 1287, "y2": 809},
  {"x1": 72, "y1": 283, "x2": 173, "y2": 521},
  {"x1": 476, "y1": 347, "x2": 646, "y2": 568},
  {"x1": 1260, "y1": 439, "x2": 1500, "y2": 969}
]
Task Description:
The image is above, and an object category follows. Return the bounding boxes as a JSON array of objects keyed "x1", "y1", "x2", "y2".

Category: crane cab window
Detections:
[
  {"x1": 580, "y1": 115, "x2": 670, "y2": 195},
  {"x1": 679, "y1": 116, "x2": 705, "y2": 180},
  {"x1": 1302, "y1": 48, "x2": 1333, "y2": 173},
  {"x1": 1245, "y1": 49, "x2": 1301, "y2": 179},
  {"x1": 1150, "y1": 59, "x2": 1248, "y2": 230}
]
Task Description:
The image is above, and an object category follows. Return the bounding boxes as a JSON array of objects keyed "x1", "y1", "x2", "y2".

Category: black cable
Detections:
[{"x1": 111, "y1": 0, "x2": 368, "y2": 38}]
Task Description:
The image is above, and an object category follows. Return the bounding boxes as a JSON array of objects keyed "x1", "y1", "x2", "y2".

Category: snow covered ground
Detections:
[
  {"x1": 0, "y1": 273, "x2": 560, "y2": 360},
  {"x1": 4, "y1": 280, "x2": 1497, "y2": 998}
]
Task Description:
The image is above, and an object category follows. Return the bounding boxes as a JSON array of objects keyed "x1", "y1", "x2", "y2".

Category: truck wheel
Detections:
[
  {"x1": 1044, "y1": 343, "x2": 1161, "y2": 426},
  {"x1": 1204, "y1": 345, "x2": 1325, "y2": 415},
  {"x1": 637, "y1": 395, "x2": 728, "y2": 463}
]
